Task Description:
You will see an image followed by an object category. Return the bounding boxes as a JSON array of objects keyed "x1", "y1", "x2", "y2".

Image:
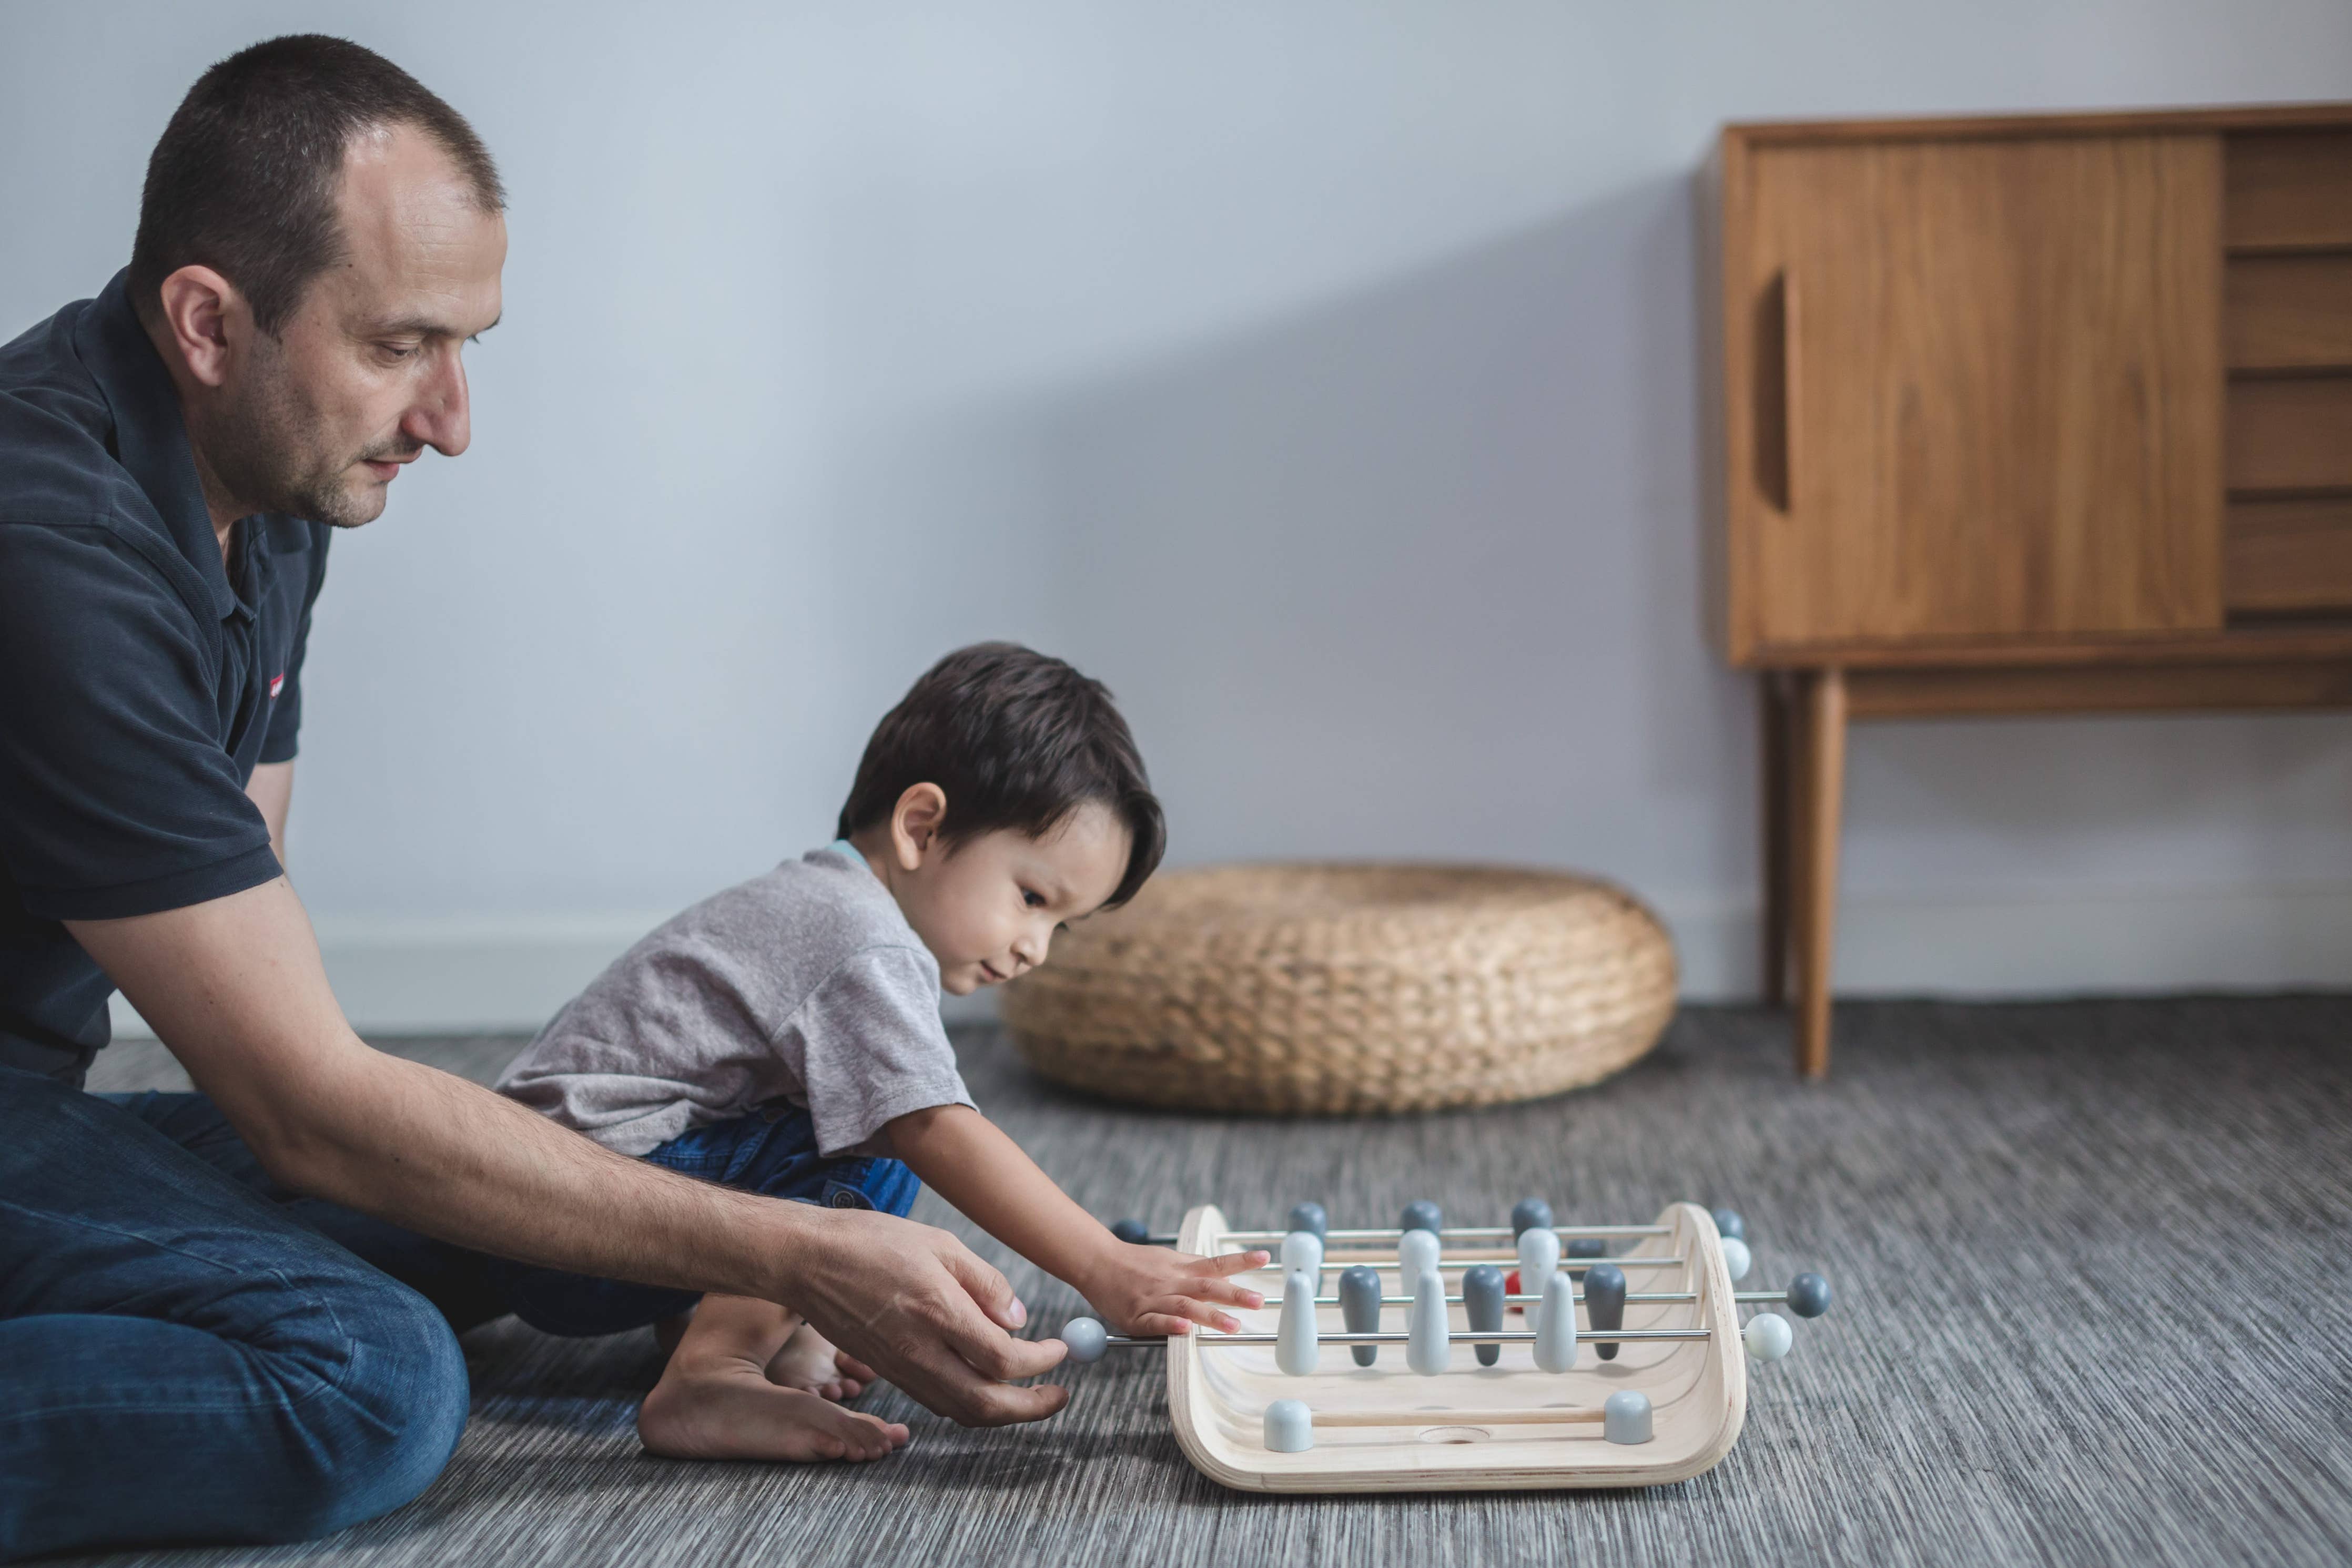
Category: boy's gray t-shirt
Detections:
[{"x1": 496, "y1": 844, "x2": 973, "y2": 1158}]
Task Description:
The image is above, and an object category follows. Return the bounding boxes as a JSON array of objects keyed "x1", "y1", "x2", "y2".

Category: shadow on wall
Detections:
[{"x1": 1024, "y1": 176, "x2": 1753, "y2": 882}]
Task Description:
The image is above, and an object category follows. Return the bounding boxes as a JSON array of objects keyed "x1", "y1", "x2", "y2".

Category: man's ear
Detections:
[
  {"x1": 153, "y1": 265, "x2": 248, "y2": 390},
  {"x1": 889, "y1": 783, "x2": 949, "y2": 871}
]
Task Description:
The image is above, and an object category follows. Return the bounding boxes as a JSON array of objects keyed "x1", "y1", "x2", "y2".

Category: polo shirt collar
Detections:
[{"x1": 74, "y1": 269, "x2": 237, "y2": 619}]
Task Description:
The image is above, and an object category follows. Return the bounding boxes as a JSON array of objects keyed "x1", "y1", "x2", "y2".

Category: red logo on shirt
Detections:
[{"x1": 269, "y1": 673, "x2": 286, "y2": 699}]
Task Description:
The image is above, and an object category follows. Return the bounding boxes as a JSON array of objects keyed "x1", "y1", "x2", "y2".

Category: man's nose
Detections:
[{"x1": 404, "y1": 348, "x2": 471, "y2": 457}]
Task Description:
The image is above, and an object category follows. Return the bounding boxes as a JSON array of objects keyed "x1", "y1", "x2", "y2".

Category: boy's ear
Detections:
[{"x1": 890, "y1": 783, "x2": 949, "y2": 870}]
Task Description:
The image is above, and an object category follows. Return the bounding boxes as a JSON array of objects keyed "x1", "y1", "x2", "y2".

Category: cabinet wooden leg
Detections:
[
  {"x1": 1792, "y1": 668, "x2": 1846, "y2": 1078},
  {"x1": 1759, "y1": 673, "x2": 1792, "y2": 1007}
]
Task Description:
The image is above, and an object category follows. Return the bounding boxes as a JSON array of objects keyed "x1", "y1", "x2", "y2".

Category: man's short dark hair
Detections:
[
  {"x1": 837, "y1": 643, "x2": 1167, "y2": 909},
  {"x1": 128, "y1": 35, "x2": 503, "y2": 334}
]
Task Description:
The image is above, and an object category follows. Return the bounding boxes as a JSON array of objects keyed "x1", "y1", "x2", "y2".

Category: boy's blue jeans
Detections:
[
  {"x1": 488, "y1": 1102, "x2": 921, "y2": 1336},
  {"x1": 0, "y1": 1070, "x2": 914, "y2": 1560}
]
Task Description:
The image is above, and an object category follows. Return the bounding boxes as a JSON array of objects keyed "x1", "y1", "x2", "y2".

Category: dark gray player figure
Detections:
[
  {"x1": 1461, "y1": 1265, "x2": 1506, "y2": 1367},
  {"x1": 1340, "y1": 1265, "x2": 1383, "y2": 1367}
]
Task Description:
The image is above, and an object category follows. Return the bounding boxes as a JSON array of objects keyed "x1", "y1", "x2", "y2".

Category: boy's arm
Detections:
[{"x1": 888, "y1": 1103, "x2": 1267, "y2": 1337}]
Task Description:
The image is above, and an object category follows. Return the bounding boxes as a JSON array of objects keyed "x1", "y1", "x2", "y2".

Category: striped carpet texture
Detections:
[{"x1": 63, "y1": 996, "x2": 2352, "y2": 1567}]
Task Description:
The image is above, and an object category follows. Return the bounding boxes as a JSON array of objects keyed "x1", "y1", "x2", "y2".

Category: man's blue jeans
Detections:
[{"x1": 0, "y1": 1073, "x2": 914, "y2": 1560}]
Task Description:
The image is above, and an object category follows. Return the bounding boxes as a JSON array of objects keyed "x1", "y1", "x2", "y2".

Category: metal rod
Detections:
[
  {"x1": 1300, "y1": 1254, "x2": 1686, "y2": 1270},
  {"x1": 1262, "y1": 1288, "x2": 1801, "y2": 1307},
  {"x1": 1101, "y1": 1327, "x2": 1719, "y2": 1349},
  {"x1": 1215, "y1": 1224, "x2": 1673, "y2": 1245},
  {"x1": 1267, "y1": 1290, "x2": 1691, "y2": 1308}
]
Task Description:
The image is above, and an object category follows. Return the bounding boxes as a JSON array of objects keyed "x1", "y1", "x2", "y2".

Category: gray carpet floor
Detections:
[{"x1": 56, "y1": 997, "x2": 2352, "y2": 1568}]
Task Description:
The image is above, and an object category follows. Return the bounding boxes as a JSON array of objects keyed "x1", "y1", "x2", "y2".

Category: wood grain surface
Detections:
[
  {"x1": 2224, "y1": 130, "x2": 2352, "y2": 252},
  {"x1": 2226, "y1": 256, "x2": 2352, "y2": 370},
  {"x1": 2227, "y1": 375, "x2": 2352, "y2": 493},
  {"x1": 1844, "y1": 659, "x2": 2352, "y2": 718},
  {"x1": 2225, "y1": 497, "x2": 2352, "y2": 613},
  {"x1": 1724, "y1": 101, "x2": 2352, "y2": 148},
  {"x1": 1740, "y1": 135, "x2": 2224, "y2": 648}
]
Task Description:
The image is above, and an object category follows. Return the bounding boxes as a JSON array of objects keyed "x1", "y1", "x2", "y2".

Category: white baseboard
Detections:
[{"x1": 106, "y1": 882, "x2": 2352, "y2": 1040}]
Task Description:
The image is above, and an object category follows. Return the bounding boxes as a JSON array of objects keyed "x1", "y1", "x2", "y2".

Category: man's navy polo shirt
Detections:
[{"x1": 0, "y1": 270, "x2": 330, "y2": 1085}]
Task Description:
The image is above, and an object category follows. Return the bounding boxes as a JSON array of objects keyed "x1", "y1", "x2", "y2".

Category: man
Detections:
[{"x1": 0, "y1": 36, "x2": 1066, "y2": 1560}]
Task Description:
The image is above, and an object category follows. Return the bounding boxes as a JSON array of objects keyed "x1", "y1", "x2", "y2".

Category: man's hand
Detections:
[{"x1": 786, "y1": 1208, "x2": 1071, "y2": 1426}]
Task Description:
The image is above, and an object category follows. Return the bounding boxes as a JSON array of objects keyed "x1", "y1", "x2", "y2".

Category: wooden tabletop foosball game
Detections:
[{"x1": 1056, "y1": 1199, "x2": 1835, "y2": 1492}]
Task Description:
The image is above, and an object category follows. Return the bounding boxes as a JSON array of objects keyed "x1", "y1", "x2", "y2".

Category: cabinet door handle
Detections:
[
  {"x1": 1780, "y1": 268, "x2": 1800, "y2": 514},
  {"x1": 1757, "y1": 268, "x2": 1799, "y2": 514}
]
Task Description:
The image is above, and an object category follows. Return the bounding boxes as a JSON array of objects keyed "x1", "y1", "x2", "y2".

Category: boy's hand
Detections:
[
  {"x1": 882, "y1": 1103, "x2": 1268, "y2": 1340},
  {"x1": 1083, "y1": 1242, "x2": 1271, "y2": 1338}
]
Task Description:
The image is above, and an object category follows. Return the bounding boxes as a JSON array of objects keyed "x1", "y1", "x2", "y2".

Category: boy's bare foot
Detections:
[
  {"x1": 639, "y1": 1354, "x2": 909, "y2": 1463},
  {"x1": 765, "y1": 1323, "x2": 870, "y2": 1401}
]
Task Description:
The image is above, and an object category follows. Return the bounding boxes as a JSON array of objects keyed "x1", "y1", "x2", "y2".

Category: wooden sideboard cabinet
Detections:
[{"x1": 1706, "y1": 104, "x2": 2352, "y2": 1076}]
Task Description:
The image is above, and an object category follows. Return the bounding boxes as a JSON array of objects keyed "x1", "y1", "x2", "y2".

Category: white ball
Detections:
[
  {"x1": 1743, "y1": 1310, "x2": 1793, "y2": 1363},
  {"x1": 1060, "y1": 1316, "x2": 1110, "y2": 1364},
  {"x1": 1720, "y1": 1237, "x2": 1752, "y2": 1283}
]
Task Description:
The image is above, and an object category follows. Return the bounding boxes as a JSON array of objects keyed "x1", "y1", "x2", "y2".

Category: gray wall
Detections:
[{"x1": 6, "y1": 2, "x2": 2351, "y2": 1029}]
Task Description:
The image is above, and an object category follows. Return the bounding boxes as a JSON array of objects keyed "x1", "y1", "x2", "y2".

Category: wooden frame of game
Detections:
[{"x1": 1164, "y1": 1202, "x2": 1746, "y2": 1492}]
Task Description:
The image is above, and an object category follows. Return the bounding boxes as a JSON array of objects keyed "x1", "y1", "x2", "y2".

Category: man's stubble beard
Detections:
[{"x1": 197, "y1": 335, "x2": 402, "y2": 530}]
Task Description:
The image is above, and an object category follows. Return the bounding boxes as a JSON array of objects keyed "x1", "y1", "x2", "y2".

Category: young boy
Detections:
[{"x1": 494, "y1": 642, "x2": 1264, "y2": 1462}]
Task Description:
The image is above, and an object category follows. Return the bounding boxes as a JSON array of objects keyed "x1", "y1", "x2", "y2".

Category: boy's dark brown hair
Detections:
[{"x1": 837, "y1": 643, "x2": 1165, "y2": 908}]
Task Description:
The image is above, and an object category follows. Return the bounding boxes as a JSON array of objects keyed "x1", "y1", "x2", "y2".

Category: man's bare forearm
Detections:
[{"x1": 279, "y1": 1043, "x2": 819, "y2": 1296}]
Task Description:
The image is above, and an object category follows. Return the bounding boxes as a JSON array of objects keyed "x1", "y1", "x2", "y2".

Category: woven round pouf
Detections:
[{"x1": 1001, "y1": 863, "x2": 1677, "y2": 1115}]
